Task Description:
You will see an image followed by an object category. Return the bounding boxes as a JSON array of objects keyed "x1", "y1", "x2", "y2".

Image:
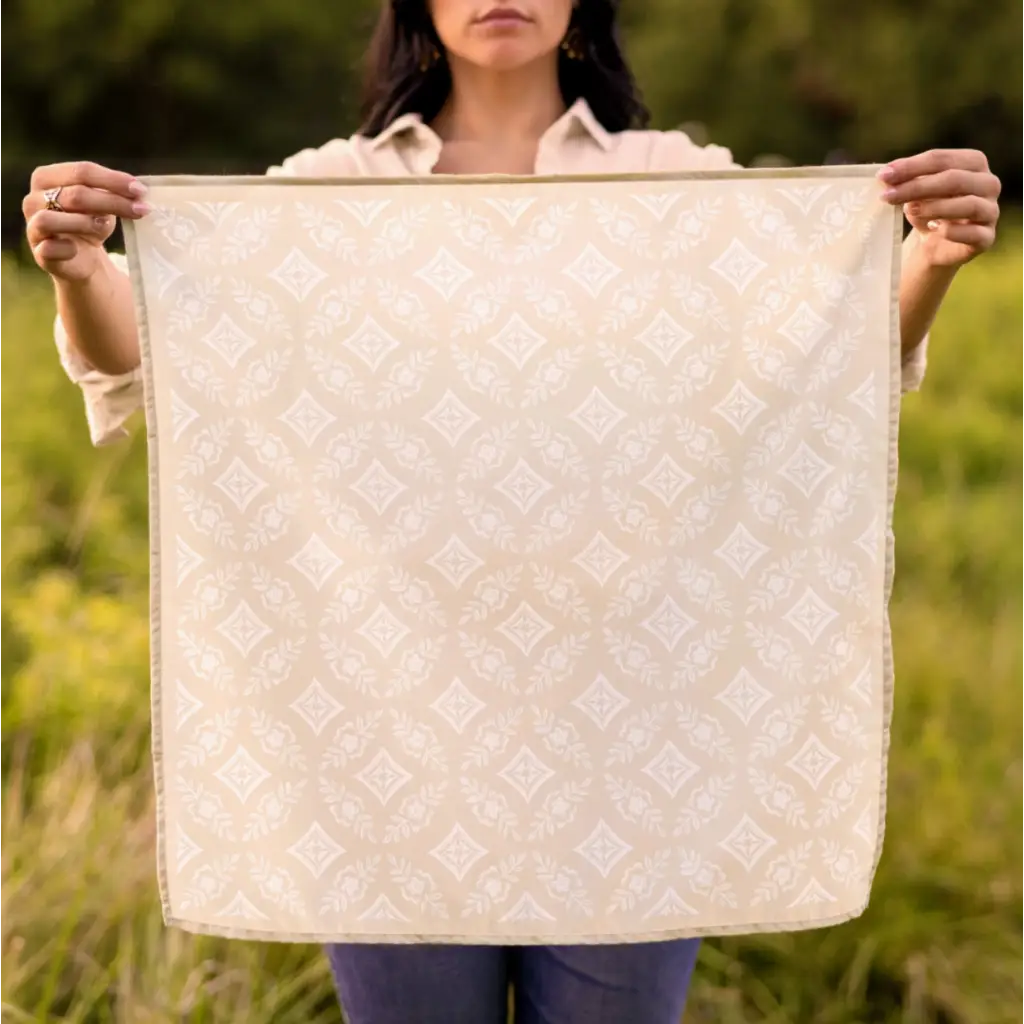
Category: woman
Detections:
[{"x1": 22, "y1": 1, "x2": 1000, "y2": 1022}]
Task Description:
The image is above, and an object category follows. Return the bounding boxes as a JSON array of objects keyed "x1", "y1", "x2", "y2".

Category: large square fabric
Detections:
[{"x1": 125, "y1": 169, "x2": 902, "y2": 943}]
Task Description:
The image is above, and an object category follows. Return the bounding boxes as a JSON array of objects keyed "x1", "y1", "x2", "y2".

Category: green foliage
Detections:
[
  {"x1": 1, "y1": 239, "x2": 1021, "y2": 1021},
  {"x1": 629, "y1": 0, "x2": 1021, "y2": 172},
  {"x1": 2, "y1": 0, "x2": 1020, "y2": 181}
]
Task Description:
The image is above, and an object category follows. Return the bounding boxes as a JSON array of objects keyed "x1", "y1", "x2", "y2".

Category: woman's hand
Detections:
[
  {"x1": 22, "y1": 162, "x2": 149, "y2": 283},
  {"x1": 879, "y1": 149, "x2": 1001, "y2": 268}
]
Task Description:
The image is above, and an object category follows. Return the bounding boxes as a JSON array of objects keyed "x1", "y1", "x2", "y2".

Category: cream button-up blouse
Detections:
[{"x1": 55, "y1": 98, "x2": 927, "y2": 446}]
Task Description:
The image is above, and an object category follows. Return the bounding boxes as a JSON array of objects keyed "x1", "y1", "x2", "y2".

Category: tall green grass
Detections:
[{"x1": 2, "y1": 239, "x2": 1021, "y2": 1023}]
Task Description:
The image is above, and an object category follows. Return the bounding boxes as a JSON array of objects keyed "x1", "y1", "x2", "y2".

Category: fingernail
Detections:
[
  {"x1": 132, "y1": 202, "x2": 151, "y2": 216},
  {"x1": 877, "y1": 166, "x2": 895, "y2": 182},
  {"x1": 881, "y1": 189, "x2": 898, "y2": 201},
  {"x1": 128, "y1": 180, "x2": 148, "y2": 197},
  {"x1": 926, "y1": 220, "x2": 940, "y2": 231}
]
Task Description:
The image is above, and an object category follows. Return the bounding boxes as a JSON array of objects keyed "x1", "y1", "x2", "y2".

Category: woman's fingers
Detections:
[
  {"x1": 939, "y1": 222, "x2": 996, "y2": 249},
  {"x1": 26, "y1": 210, "x2": 113, "y2": 246},
  {"x1": 24, "y1": 183, "x2": 147, "y2": 220},
  {"x1": 906, "y1": 196, "x2": 1000, "y2": 225},
  {"x1": 23, "y1": 162, "x2": 148, "y2": 222},
  {"x1": 882, "y1": 169, "x2": 999, "y2": 206},
  {"x1": 32, "y1": 237, "x2": 79, "y2": 264},
  {"x1": 29, "y1": 161, "x2": 143, "y2": 200},
  {"x1": 881, "y1": 149, "x2": 990, "y2": 184},
  {"x1": 22, "y1": 185, "x2": 143, "y2": 221}
]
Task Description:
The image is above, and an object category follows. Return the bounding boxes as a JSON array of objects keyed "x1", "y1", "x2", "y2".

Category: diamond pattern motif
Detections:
[
  {"x1": 422, "y1": 390, "x2": 480, "y2": 445},
  {"x1": 175, "y1": 827, "x2": 202, "y2": 871},
  {"x1": 571, "y1": 674, "x2": 630, "y2": 730},
  {"x1": 641, "y1": 595, "x2": 698, "y2": 651},
  {"x1": 288, "y1": 822, "x2": 344, "y2": 878},
  {"x1": 431, "y1": 824, "x2": 487, "y2": 880},
  {"x1": 137, "y1": 173, "x2": 897, "y2": 942},
  {"x1": 289, "y1": 679, "x2": 343, "y2": 735},
  {"x1": 270, "y1": 247, "x2": 327, "y2": 300},
  {"x1": 175, "y1": 680, "x2": 204, "y2": 730},
  {"x1": 497, "y1": 601, "x2": 554, "y2": 655},
  {"x1": 494, "y1": 459, "x2": 552, "y2": 513},
  {"x1": 644, "y1": 888, "x2": 697, "y2": 919},
  {"x1": 175, "y1": 536, "x2": 204, "y2": 585},
  {"x1": 718, "y1": 813, "x2": 776, "y2": 868},
  {"x1": 356, "y1": 604, "x2": 410, "y2": 657},
  {"x1": 278, "y1": 391, "x2": 336, "y2": 446},
  {"x1": 562, "y1": 243, "x2": 621, "y2": 297},
  {"x1": 488, "y1": 314, "x2": 548, "y2": 369},
  {"x1": 713, "y1": 381, "x2": 768, "y2": 434},
  {"x1": 778, "y1": 300, "x2": 831, "y2": 354},
  {"x1": 572, "y1": 532, "x2": 629, "y2": 585},
  {"x1": 714, "y1": 524, "x2": 770, "y2": 578},
  {"x1": 709, "y1": 238, "x2": 767, "y2": 293},
  {"x1": 639, "y1": 454, "x2": 695, "y2": 506},
  {"x1": 779, "y1": 442, "x2": 833, "y2": 497},
  {"x1": 170, "y1": 391, "x2": 200, "y2": 441},
  {"x1": 415, "y1": 247, "x2": 473, "y2": 299},
  {"x1": 569, "y1": 388, "x2": 626, "y2": 443},
  {"x1": 219, "y1": 892, "x2": 268, "y2": 920},
  {"x1": 202, "y1": 314, "x2": 255, "y2": 367},
  {"x1": 214, "y1": 457, "x2": 268, "y2": 511},
  {"x1": 483, "y1": 197, "x2": 535, "y2": 223},
  {"x1": 216, "y1": 600, "x2": 272, "y2": 655},
  {"x1": 784, "y1": 587, "x2": 839, "y2": 643},
  {"x1": 642, "y1": 741, "x2": 700, "y2": 796},
  {"x1": 715, "y1": 668, "x2": 772, "y2": 724},
  {"x1": 351, "y1": 459, "x2": 408, "y2": 514},
  {"x1": 343, "y1": 316, "x2": 402, "y2": 370},
  {"x1": 499, "y1": 746, "x2": 555, "y2": 801},
  {"x1": 848, "y1": 374, "x2": 877, "y2": 416},
  {"x1": 500, "y1": 892, "x2": 555, "y2": 922},
  {"x1": 786, "y1": 735, "x2": 841, "y2": 789},
  {"x1": 430, "y1": 678, "x2": 486, "y2": 733},
  {"x1": 574, "y1": 820, "x2": 632, "y2": 877},
  {"x1": 214, "y1": 745, "x2": 271, "y2": 802},
  {"x1": 425, "y1": 535, "x2": 484, "y2": 588},
  {"x1": 635, "y1": 310, "x2": 694, "y2": 364},
  {"x1": 355, "y1": 749, "x2": 413, "y2": 804},
  {"x1": 287, "y1": 534, "x2": 343, "y2": 590}
]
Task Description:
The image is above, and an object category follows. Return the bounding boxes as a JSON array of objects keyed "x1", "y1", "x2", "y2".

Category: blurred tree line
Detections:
[{"x1": 2, "y1": 0, "x2": 1020, "y2": 248}]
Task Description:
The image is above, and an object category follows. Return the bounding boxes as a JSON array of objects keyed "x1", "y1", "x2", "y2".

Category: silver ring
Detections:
[{"x1": 43, "y1": 186, "x2": 65, "y2": 213}]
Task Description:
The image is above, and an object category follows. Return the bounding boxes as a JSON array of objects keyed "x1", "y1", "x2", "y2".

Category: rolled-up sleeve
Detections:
[
  {"x1": 54, "y1": 251, "x2": 145, "y2": 446},
  {"x1": 648, "y1": 129, "x2": 740, "y2": 173},
  {"x1": 266, "y1": 138, "x2": 356, "y2": 178},
  {"x1": 898, "y1": 231, "x2": 929, "y2": 393}
]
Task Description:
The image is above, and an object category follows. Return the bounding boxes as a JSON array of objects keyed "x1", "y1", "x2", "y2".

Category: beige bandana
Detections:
[{"x1": 125, "y1": 168, "x2": 901, "y2": 944}]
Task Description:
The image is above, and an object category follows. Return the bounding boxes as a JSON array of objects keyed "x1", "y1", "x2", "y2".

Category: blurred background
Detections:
[{"x1": 1, "y1": 1, "x2": 1021, "y2": 1022}]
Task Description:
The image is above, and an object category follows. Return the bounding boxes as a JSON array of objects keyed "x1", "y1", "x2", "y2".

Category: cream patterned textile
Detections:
[{"x1": 125, "y1": 168, "x2": 902, "y2": 944}]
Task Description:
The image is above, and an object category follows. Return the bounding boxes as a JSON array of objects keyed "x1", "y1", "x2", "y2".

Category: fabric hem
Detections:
[
  {"x1": 863, "y1": 199, "x2": 905, "y2": 897},
  {"x1": 162, "y1": 897, "x2": 871, "y2": 946},
  {"x1": 136, "y1": 164, "x2": 885, "y2": 190},
  {"x1": 122, "y1": 219, "x2": 175, "y2": 928}
]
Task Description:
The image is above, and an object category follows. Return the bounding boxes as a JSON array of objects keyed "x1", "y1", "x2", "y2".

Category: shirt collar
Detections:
[
  {"x1": 368, "y1": 112, "x2": 431, "y2": 151},
  {"x1": 367, "y1": 97, "x2": 613, "y2": 154},
  {"x1": 557, "y1": 97, "x2": 612, "y2": 152}
]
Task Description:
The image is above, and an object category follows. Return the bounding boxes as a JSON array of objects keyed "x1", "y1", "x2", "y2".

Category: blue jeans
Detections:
[{"x1": 325, "y1": 939, "x2": 701, "y2": 1024}]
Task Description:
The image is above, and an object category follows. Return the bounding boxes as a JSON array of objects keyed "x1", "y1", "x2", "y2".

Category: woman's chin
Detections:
[{"x1": 464, "y1": 42, "x2": 545, "y2": 73}]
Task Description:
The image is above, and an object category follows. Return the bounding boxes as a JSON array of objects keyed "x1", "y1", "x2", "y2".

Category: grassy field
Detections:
[{"x1": 1, "y1": 238, "x2": 1021, "y2": 1023}]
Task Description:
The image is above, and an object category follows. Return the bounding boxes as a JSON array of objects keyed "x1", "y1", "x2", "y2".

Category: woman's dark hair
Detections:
[{"x1": 359, "y1": 0, "x2": 649, "y2": 137}]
